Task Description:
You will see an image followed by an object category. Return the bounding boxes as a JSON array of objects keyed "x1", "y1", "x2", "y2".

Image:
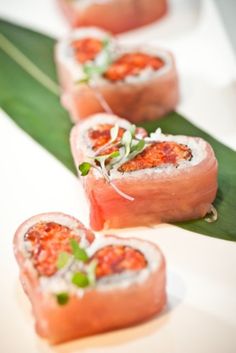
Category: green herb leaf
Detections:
[
  {"x1": 56, "y1": 292, "x2": 69, "y2": 305},
  {"x1": 131, "y1": 139, "x2": 145, "y2": 153},
  {"x1": 57, "y1": 252, "x2": 70, "y2": 270},
  {"x1": 77, "y1": 76, "x2": 90, "y2": 84},
  {"x1": 95, "y1": 150, "x2": 120, "y2": 163},
  {"x1": 122, "y1": 130, "x2": 132, "y2": 157},
  {"x1": 83, "y1": 63, "x2": 106, "y2": 76},
  {"x1": 70, "y1": 239, "x2": 89, "y2": 262},
  {"x1": 79, "y1": 162, "x2": 91, "y2": 176},
  {"x1": 102, "y1": 37, "x2": 110, "y2": 48},
  {"x1": 71, "y1": 272, "x2": 90, "y2": 288},
  {"x1": 130, "y1": 124, "x2": 136, "y2": 137},
  {"x1": 110, "y1": 123, "x2": 119, "y2": 142},
  {"x1": 87, "y1": 260, "x2": 97, "y2": 286},
  {"x1": 110, "y1": 150, "x2": 120, "y2": 159}
]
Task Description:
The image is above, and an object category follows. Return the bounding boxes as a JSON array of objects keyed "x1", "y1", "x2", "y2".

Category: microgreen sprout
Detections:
[
  {"x1": 55, "y1": 239, "x2": 97, "y2": 305},
  {"x1": 57, "y1": 252, "x2": 70, "y2": 270},
  {"x1": 78, "y1": 124, "x2": 149, "y2": 201},
  {"x1": 56, "y1": 292, "x2": 69, "y2": 306},
  {"x1": 79, "y1": 162, "x2": 91, "y2": 176}
]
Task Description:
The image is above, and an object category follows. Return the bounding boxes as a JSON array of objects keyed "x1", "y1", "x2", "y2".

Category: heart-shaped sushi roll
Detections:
[
  {"x1": 57, "y1": 0, "x2": 168, "y2": 34},
  {"x1": 14, "y1": 213, "x2": 166, "y2": 344},
  {"x1": 55, "y1": 29, "x2": 179, "y2": 123},
  {"x1": 71, "y1": 113, "x2": 218, "y2": 230}
]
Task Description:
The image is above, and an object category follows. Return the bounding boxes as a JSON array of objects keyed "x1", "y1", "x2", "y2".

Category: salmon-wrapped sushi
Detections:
[
  {"x1": 56, "y1": 37, "x2": 179, "y2": 123},
  {"x1": 14, "y1": 213, "x2": 166, "y2": 344},
  {"x1": 70, "y1": 113, "x2": 218, "y2": 230},
  {"x1": 55, "y1": 27, "x2": 115, "y2": 107},
  {"x1": 58, "y1": 0, "x2": 168, "y2": 34}
]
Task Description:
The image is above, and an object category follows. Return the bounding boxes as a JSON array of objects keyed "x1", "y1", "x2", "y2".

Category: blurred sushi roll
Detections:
[
  {"x1": 58, "y1": 0, "x2": 168, "y2": 34},
  {"x1": 55, "y1": 27, "x2": 115, "y2": 109},
  {"x1": 70, "y1": 113, "x2": 218, "y2": 230},
  {"x1": 14, "y1": 213, "x2": 166, "y2": 344},
  {"x1": 56, "y1": 31, "x2": 179, "y2": 123}
]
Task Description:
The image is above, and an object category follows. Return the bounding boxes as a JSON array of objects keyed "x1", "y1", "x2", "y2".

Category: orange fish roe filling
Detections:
[
  {"x1": 93, "y1": 245, "x2": 147, "y2": 279},
  {"x1": 71, "y1": 38, "x2": 103, "y2": 64},
  {"x1": 25, "y1": 222, "x2": 82, "y2": 277},
  {"x1": 88, "y1": 124, "x2": 125, "y2": 152},
  {"x1": 104, "y1": 52, "x2": 164, "y2": 81},
  {"x1": 119, "y1": 141, "x2": 192, "y2": 172}
]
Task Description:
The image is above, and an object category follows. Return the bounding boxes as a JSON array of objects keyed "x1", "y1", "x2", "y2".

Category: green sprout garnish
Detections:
[
  {"x1": 87, "y1": 260, "x2": 98, "y2": 286},
  {"x1": 131, "y1": 139, "x2": 145, "y2": 154},
  {"x1": 57, "y1": 252, "x2": 70, "y2": 270},
  {"x1": 70, "y1": 239, "x2": 89, "y2": 262},
  {"x1": 55, "y1": 239, "x2": 98, "y2": 305},
  {"x1": 56, "y1": 292, "x2": 69, "y2": 306},
  {"x1": 122, "y1": 130, "x2": 132, "y2": 157},
  {"x1": 78, "y1": 124, "x2": 148, "y2": 201},
  {"x1": 71, "y1": 272, "x2": 90, "y2": 288},
  {"x1": 79, "y1": 162, "x2": 92, "y2": 176}
]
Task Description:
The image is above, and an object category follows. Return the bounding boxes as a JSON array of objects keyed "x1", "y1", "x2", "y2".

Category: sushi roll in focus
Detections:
[
  {"x1": 70, "y1": 113, "x2": 218, "y2": 230},
  {"x1": 58, "y1": 0, "x2": 168, "y2": 34},
  {"x1": 14, "y1": 213, "x2": 166, "y2": 344},
  {"x1": 56, "y1": 35, "x2": 179, "y2": 123}
]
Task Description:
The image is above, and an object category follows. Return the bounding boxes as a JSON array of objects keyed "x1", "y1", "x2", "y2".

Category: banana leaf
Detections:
[{"x1": 0, "y1": 19, "x2": 235, "y2": 241}]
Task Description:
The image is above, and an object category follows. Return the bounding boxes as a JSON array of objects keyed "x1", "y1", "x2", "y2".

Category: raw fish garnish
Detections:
[
  {"x1": 55, "y1": 239, "x2": 97, "y2": 305},
  {"x1": 204, "y1": 204, "x2": 218, "y2": 223},
  {"x1": 78, "y1": 124, "x2": 147, "y2": 201}
]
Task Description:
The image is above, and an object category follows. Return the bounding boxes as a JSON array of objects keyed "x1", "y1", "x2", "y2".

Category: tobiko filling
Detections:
[
  {"x1": 92, "y1": 245, "x2": 147, "y2": 279},
  {"x1": 25, "y1": 222, "x2": 81, "y2": 276},
  {"x1": 71, "y1": 38, "x2": 103, "y2": 64},
  {"x1": 104, "y1": 52, "x2": 164, "y2": 81}
]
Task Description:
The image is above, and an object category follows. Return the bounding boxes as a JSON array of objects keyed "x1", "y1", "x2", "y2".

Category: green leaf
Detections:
[
  {"x1": 77, "y1": 76, "x2": 90, "y2": 84},
  {"x1": 83, "y1": 63, "x2": 106, "y2": 76},
  {"x1": 71, "y1": 272, "x2": 90, "y2": 288},
  {"x1": 0, "y1": 19, "x2": 75, "y2": 173},
  {"x1": 56, "y1": 292, "x2": 69, "y2": 305},
  {"x1": 110, "y1": 123, "x2": 119, "y2": 142},
  {"x1": 102, "y1": 37, "x2": 110, "y2": 48},
  {"x1": 87, "y1": 260, "x2": 97, "y2": 286},
  {"x1": 110, "y1": 150, "x2": 120, "y2": 159},
  {"x1": 130, "y1": 124, "x2": 136, "y2": 137},
  {"x1": 122, "y1": 130, "x2": 132, "y2": 157},
  {"x1": 1, "y1": 19, "x2": 236, "y2": 241},
  {"x1": 95, "y1": 150, "x2": 120, "y2": 163},
  {"x1": 70, "y1": 239, "x2": 89, "y2": 262},
  {"x1": 131, "y1": 139, "x2": 145, "y2": 153},
  {"x1": 57, "y1": 252, "x2": 70, "y2": 270},
  {"x1": 79, "y1": 162, "x2": 92, "y2": 176}
]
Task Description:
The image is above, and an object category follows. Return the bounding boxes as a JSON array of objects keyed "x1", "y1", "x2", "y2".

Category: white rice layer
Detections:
[{"x1": 72, "y1": 0, "x2": 113, "y2": 10}]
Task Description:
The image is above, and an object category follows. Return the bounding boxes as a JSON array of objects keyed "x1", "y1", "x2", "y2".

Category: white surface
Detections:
[{"x1": 0, "y1": 0, "x2": 236, "y2": 352}]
